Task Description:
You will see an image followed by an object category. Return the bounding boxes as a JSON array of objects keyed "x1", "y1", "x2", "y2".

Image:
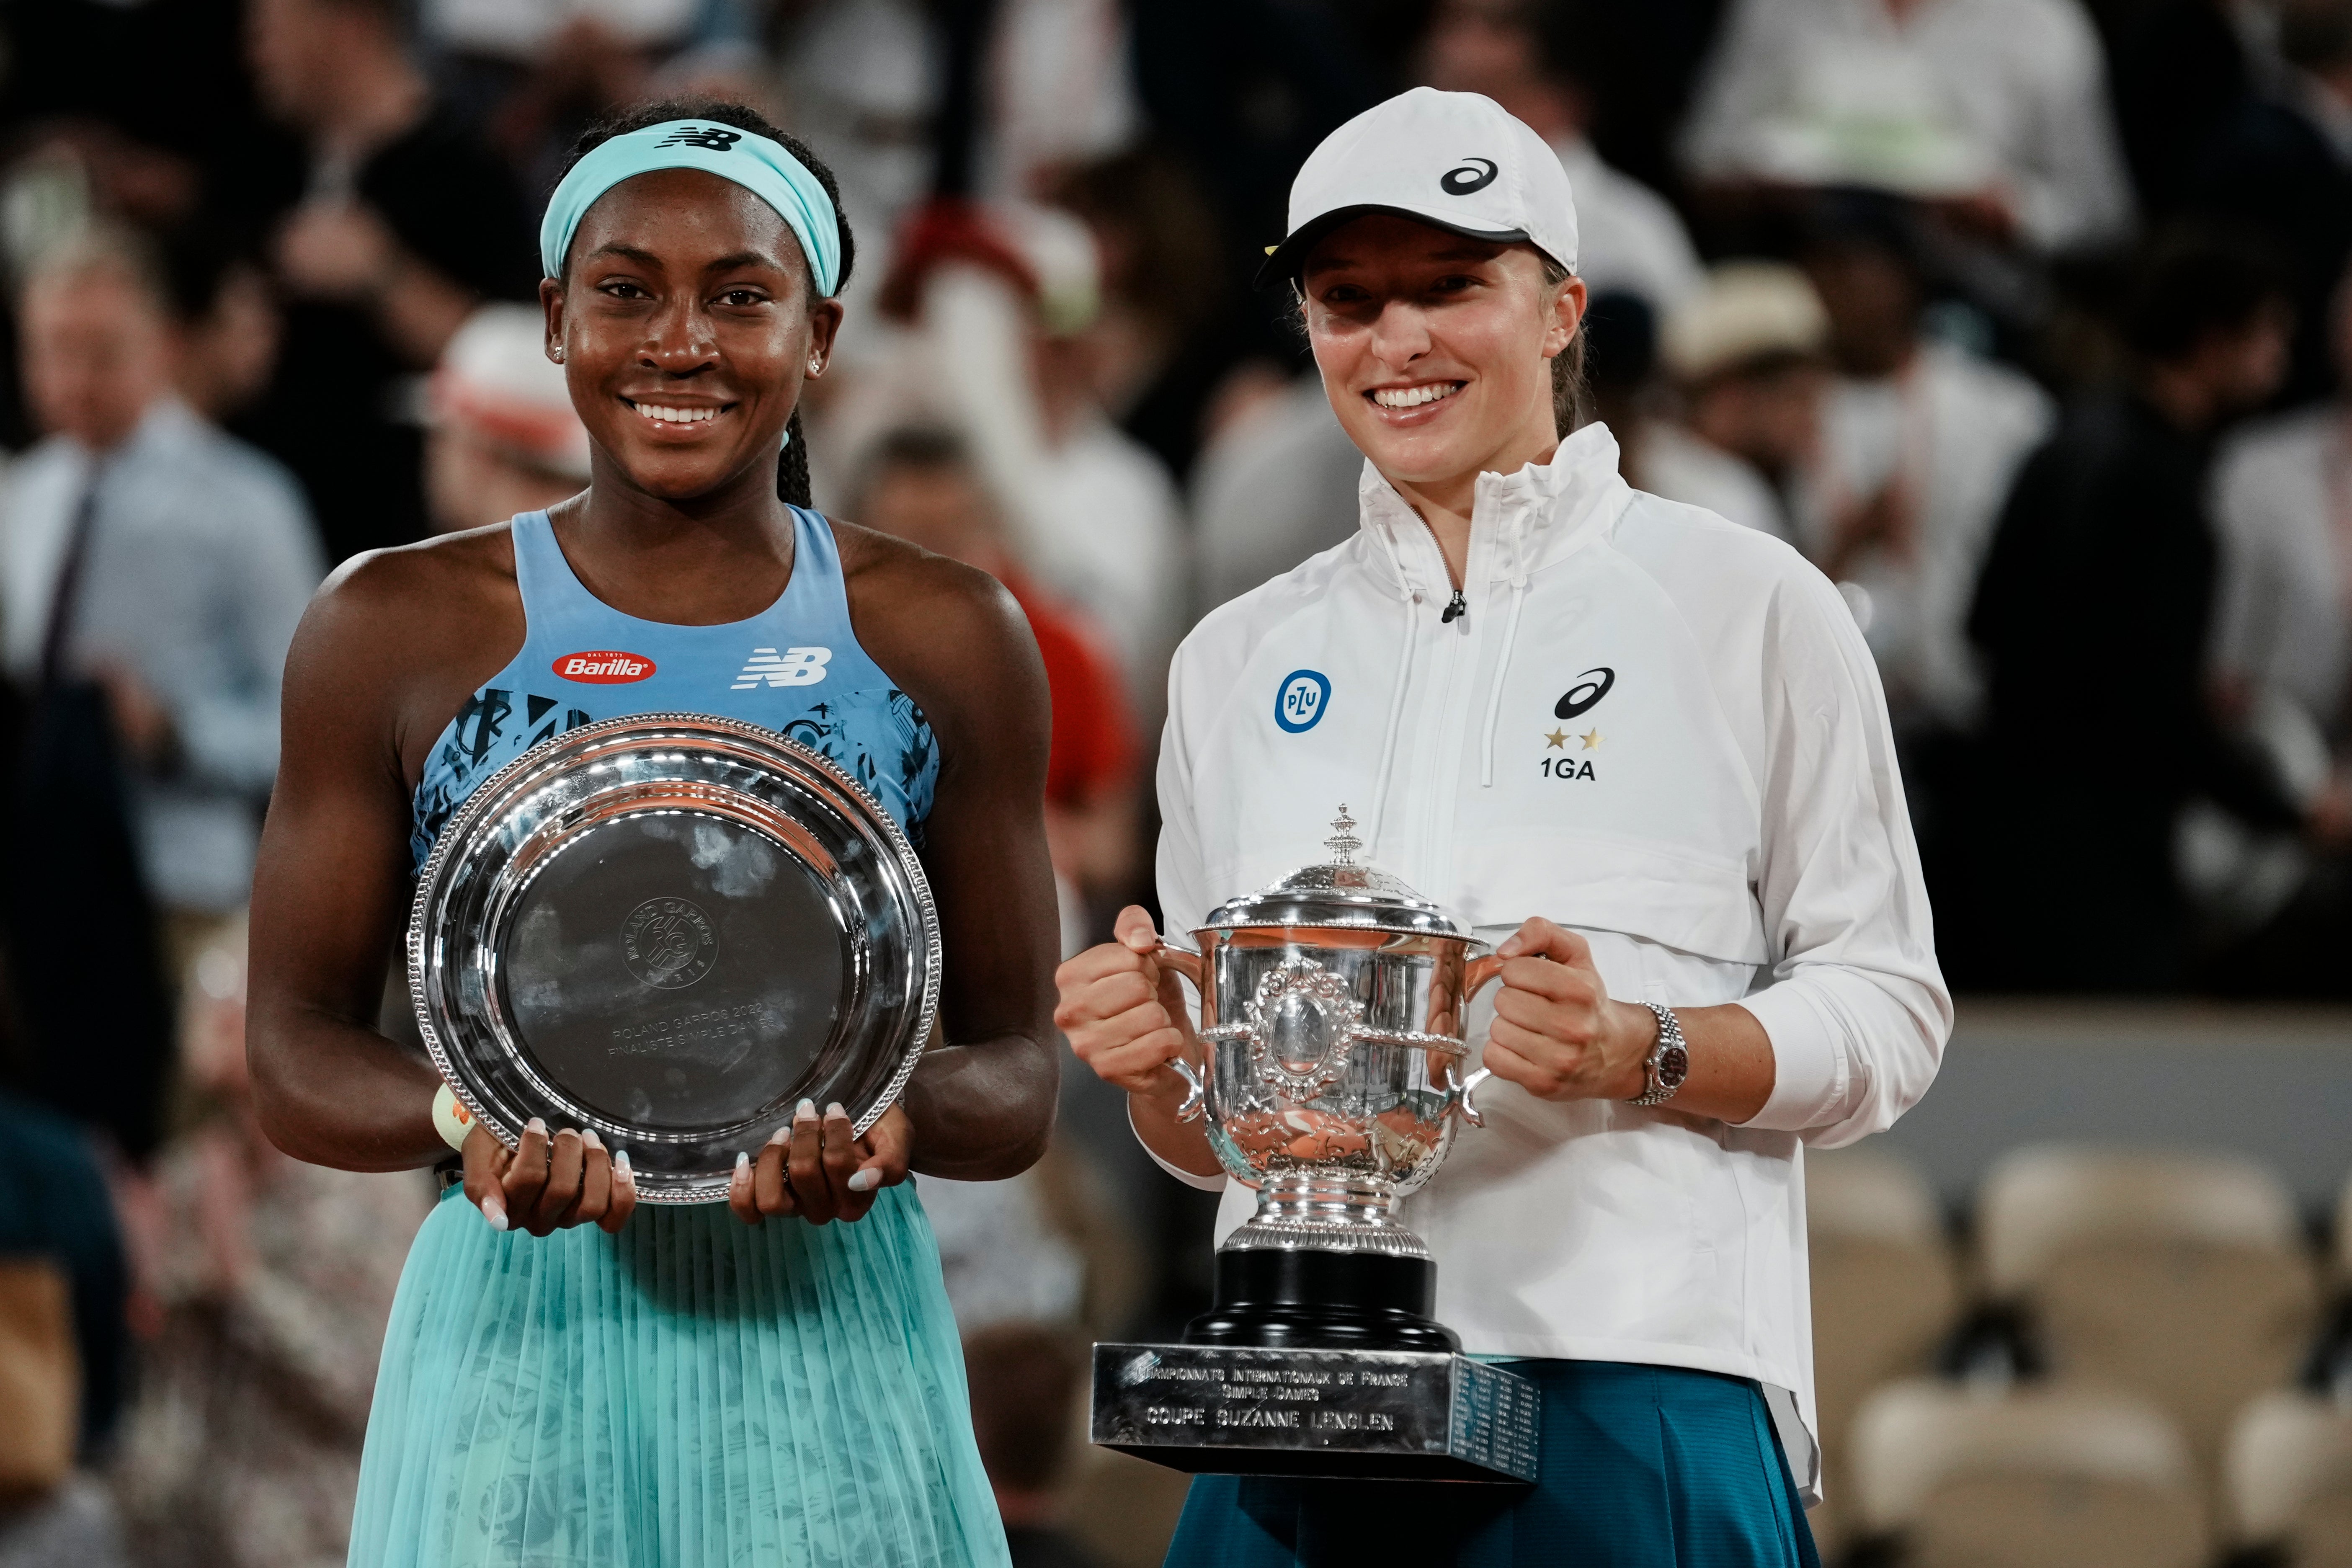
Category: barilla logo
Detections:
[{"x1": 554, "y1": 650, "x2": 657, "y2": 684}]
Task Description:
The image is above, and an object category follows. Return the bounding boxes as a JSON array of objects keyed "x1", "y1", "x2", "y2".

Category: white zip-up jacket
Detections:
[{"x1": 1150, "y1": 422, "x2": 1951, "y2": 1497}]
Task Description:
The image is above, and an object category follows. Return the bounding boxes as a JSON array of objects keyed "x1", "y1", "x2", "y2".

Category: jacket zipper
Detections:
[{"x1": 1416, "y1": 514, "x2": 1469, "y2": 623}]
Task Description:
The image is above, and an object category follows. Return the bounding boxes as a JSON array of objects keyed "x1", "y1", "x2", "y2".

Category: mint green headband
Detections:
[{"x1": 539, "y1": 120, "x2": 843, "y2": 297}]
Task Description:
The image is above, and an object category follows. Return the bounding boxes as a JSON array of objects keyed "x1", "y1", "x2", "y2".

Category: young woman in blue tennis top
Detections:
[{"x1": 246, "y1": 100, "x2": 1061, "y2": 1566}]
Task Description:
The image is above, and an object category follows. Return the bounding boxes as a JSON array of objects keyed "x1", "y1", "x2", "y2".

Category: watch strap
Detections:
[{"x1": 1629, "y1": 1001, "x2": 1689, "y2": 1107}]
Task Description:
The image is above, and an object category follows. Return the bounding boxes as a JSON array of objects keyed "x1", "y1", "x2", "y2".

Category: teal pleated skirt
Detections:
[
  {"x1": 348, "y1": 1182, "x2": 1009, "y2": 1568},
  {"x1": 1164, "y1": 1361, "x2": 1819, "y2": 1568}
]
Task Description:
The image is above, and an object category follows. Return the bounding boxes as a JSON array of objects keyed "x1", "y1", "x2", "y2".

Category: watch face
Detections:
[{"x1": 1658, "y1": 1044, "x2": 1690, "y2": 1089}]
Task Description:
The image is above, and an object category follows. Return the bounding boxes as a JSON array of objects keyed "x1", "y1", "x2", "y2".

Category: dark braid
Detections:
[
  {"x1": 781, "y1": 409, "x2": 813, "y2": 507},
  {"x1": 562, "y1": 98, "x2": 854, "y2": 508}
]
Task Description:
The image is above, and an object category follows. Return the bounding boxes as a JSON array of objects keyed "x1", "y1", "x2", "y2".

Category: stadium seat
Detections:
[
  {"x1": 2227, "y1": 1390, "x2": 2352, "y2": 1566},
  {"x1": 1975, "y1": 1146, "x2": 2320, "y2": 1479},
  {"x1": 1847, "y1": 1378, "x2": 2207, "y2": 1568},
  {"x1": 1805, "y1": 1144, "x2": 1961, "y2": 1555}
]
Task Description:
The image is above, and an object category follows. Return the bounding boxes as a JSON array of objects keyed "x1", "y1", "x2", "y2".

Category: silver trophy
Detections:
[
  {"x1": 1091, "y1": 810, "x2": 1540, "y2": 1482},
  {"x1": 408, "y1": 713, "x2": 939, "y2": 1202}
]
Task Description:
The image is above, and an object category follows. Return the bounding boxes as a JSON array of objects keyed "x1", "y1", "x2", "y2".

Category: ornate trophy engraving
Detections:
[
  {"x1": 408, "y1": 714, "x2": 939, "y2": 1202},
  {"x1": 1090, "y1": 811, "x2": 1540, "y2": 1482}
]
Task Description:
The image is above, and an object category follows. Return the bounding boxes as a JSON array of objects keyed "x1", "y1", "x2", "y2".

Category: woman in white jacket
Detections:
[{"x1": 1055, "y1": 88, "x2": 1949, "y2": 1567}]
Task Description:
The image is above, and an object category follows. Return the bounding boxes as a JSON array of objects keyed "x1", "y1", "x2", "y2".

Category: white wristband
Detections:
[{"x1": 431, "y1": 1082, "x2": 477, "y2": 1153}]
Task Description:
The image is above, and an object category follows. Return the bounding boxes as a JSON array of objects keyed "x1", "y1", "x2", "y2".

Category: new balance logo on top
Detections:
[{"x1": 732, "y1": 647, "x2": 833, "y2": 689}]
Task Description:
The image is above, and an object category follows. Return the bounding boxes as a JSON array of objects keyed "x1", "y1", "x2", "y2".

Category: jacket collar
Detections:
[{"x1": 1357, "y1": 419, "x2": 1635, "y2": 598}]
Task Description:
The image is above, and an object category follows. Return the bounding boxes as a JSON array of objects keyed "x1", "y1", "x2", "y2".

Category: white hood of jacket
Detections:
[{"x1": 1151, "y1": 422, "x2": 1952, "y2": 1501}]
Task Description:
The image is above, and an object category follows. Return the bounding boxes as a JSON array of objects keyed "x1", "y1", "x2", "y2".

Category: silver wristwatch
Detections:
[{"x1": 1629, "y1": 1001, "x2": 1689, "y2": 1107}]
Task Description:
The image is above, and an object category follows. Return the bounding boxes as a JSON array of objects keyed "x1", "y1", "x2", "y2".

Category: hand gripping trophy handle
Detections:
[
  {"x1": 1151, "y1": 941, "x2": 1211, "y2": 1123},
  {"x1": 1442, "y1": 954, "x2": 1508, "y2": 1127}
]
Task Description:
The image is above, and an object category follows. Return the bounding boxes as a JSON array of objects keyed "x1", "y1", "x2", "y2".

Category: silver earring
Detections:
[
  {"x1": 553, "y1": 348, "x2": 565, "y2": 362},
  {"x1": 808, "y1": 358, "x2": 821, "y2": 373}
]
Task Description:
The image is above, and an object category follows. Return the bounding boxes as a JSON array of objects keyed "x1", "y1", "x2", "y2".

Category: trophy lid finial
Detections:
[{"x1": 1325, "y1": 806, "x2": 1362, "y2": 866}]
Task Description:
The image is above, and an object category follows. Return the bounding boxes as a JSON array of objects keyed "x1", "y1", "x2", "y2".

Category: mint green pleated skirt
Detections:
[{"x1": 348, "y1": 1182, "x2": 1009, "y2": 1568}]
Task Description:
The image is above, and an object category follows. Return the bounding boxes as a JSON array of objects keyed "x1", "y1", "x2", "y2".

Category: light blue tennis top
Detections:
[{"x1": 410, "y1": 507, "x2": 938, "y2": 868}]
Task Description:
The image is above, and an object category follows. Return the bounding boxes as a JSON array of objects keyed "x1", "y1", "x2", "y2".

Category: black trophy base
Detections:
[
  {"x1": 1184, "y1": 1246, "x2": 1462, "y2": 1354},
  {"x1": 1090, "y1": 1342, "x2": 1540, "y2": 1482}
]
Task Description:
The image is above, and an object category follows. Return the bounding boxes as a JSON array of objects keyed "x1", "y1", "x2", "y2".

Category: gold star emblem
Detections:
[
  {"x1": 1580, "y1": 729, "x2": 1602, "y2": 750},
  {"x1": 1543, "y1": 728, "x2": 1568, "y2": 748}
]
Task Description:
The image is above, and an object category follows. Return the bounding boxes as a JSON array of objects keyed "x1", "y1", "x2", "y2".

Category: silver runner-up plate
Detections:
[{"x1": 408, "y1": 713, "x2": 940, "y2": 1203}]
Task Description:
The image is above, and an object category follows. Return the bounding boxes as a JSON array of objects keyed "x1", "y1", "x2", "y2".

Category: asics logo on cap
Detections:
[
  {"x1": 732, "y1": 646, "x2": 831, "y2": 689},
  {"x1": 1441, "y1": 157, "x2": 1499, "y2": 196}
]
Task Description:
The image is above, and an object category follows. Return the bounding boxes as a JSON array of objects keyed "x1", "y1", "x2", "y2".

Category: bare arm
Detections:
[
  {"x1": 245, "y1": 556, "x2": 454, "y2": 1170},
  {"x1": 848, "y1": 541, "x2": 1063, "y2": 1181},
  {"x1": 250, "y1": 544, "x2": 630, "y2": 1235},
  {"x1": 1056, "y1": 907, "x2": 1220, "y2": 1179}
]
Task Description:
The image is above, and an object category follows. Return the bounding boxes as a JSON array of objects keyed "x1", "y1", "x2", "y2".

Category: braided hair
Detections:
[{"x1": 561, "y1": 99, "x2": 857, "y2": 508}]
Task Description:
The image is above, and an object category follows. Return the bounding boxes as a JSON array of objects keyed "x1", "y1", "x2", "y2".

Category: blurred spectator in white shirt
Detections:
[
  {"x1": 1798, "y1": 198, "x2": 2053, "y2": 731},
  {"x1": 1418, "y1": 0, "x2": 1703, "y2": 313},
  {"x1": 421, "y1": 0, "x2": 735, "y2": 65},
  {"x1": 825, "y1": 201, "x2": 1186, "y2": 727},
  {"x1": 980, "y1": 0, "x2": 1141, "y2": 199},
  {"x1": 1649, "y1": 262, "x2": 1834, "y2": 536},
  {"x1": 1191, "y1": 377, "x2": 1362, "y2": 617},
  {"x1": 424, "y1": 303, "x2": 590, "y2": 534},
  {"x1": 0, "y1": 227, "x2": 322, "y2": 925},
  {"x1": 1680, "y1": 0, "x2": 2134, "y2": 255},
  {"x1": 850, "y1": 427, "x2": 1138, "y2": 942},
  {"x1": 778, "y1": 0, "x2": 942, "y2": 259},
  {"x1": 2210, "y1": 262, "x2": 2352, "y2": 828}
]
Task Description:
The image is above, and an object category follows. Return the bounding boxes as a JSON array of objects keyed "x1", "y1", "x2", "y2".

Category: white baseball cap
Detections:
[
  {"x1": 431, "y1": 304, "x2": 592, "y2": 480},
  {"x1": 1256, "y1": 87, "x2": 1579, "y2": 288}
]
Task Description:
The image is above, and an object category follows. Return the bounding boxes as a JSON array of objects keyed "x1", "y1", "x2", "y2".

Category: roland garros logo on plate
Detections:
[{"x1": 554, "y1": 650, "x2": 657, "y2": 684}]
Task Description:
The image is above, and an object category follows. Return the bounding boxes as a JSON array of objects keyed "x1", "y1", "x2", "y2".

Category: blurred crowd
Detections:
[{"x1": 0, "y1": 0, "x2": 2349, "y2": 1561}]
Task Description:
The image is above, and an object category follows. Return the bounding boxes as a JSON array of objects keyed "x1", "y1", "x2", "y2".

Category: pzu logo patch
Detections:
[{"x1": 1275, "y1": 669, "x2": 1330, "y2": 733}]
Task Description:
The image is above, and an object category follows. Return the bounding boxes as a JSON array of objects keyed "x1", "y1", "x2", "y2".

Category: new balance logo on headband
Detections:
[
  {"x1": 732, "y1": 647, "x2": 831, "y2": 689},
  {"x1": 656, "y1": 126, "x2": 743, "y2": 152}
]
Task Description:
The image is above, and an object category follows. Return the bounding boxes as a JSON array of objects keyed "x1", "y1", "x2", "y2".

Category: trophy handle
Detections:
[
  {"x1": 1465, "y1": 954, "x2": 1507, "y2": 998},
  {"x1": 1167, "y1": 1055, "x2": 1207, "y2": 1123},
  {"x1": 1445, "y1": 1065, "x2": 1492, "y2": 1128},
  {"x1": 1153, "y1": 940, "x2": 1207, "y2": 994},
  {"x1": 1152, "y1": 941, "x2": 1209, "y2": 1122}
]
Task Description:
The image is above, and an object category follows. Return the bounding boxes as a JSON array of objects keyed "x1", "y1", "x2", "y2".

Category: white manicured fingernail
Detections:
[
  {"x1": 580, "y1": 1128, "x2": 604, "y2": 1151},
  {"x1": 735, "y1": 1150, "x2": 751, "y2": 1170},
  {"x1": 614, "y1": 1150, "x2": 634, "y2": 1183},
  {"x1": 481, "y1": 1197, "x2": 509, "y2": 1231},
  {"x1": 796, "y1": 1098, "x2": 817, "y2": 1120},
  {"x1": 848, "y1": 1169, "x2": 880, "y2": 1193},
  {"x1": 825, "y1": 1101, "x2": 848, "y2": 1120},
  {"x1": 766, "y1": 1124, "x2": 792, "y2": 1147},
  {"x1": 526, "y1": 1117, "x2": 547, "y2": 1135}
]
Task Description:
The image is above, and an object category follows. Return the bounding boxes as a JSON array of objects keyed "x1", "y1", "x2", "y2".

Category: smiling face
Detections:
[
  {"x1": 541, "y1": 167, "x2": 841, "y2": 505},
  {"x1": 1300, "y1": 213, "x2": 1581, "y2": 498}
]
